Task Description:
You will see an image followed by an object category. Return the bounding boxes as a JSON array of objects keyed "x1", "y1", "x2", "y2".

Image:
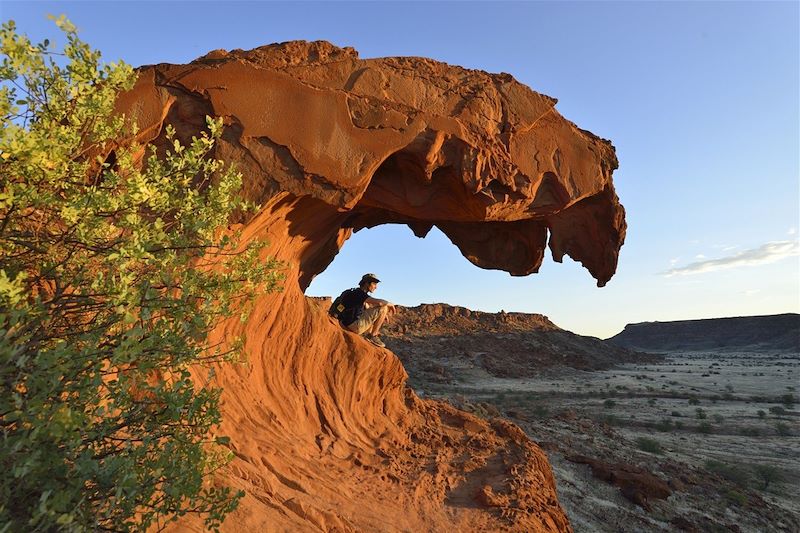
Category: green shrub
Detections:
[
  {"x1": 695, "y1": 408, "x2": 707, "y2": 420},
  {"x1": 697, "y1": 422, "x2": 713, "y2": 434},
  {"x1": 725, "y1": 489, "x2": 747, "y2": 506},
  {"x1": 0, "y1": 19, "x2": 282, "y2": 531},
  {"x1": 776, "y1": 423, "x2": 791, "y2": 436},
  {"x1": 636, "y1": 437, "x2": 663, "y2": 454},
  {"x1": 688, "y1": 397, "x2": 700, "y2": 405},
  {"x1": 781, "y1": 394, "x2": 796, "y2": 408},
  {"x1": 655, "y1": 419, "x2": 673, "y2": 432},
  {"x1": 599, "y1": 414, "x2": 621, "y2": 426},
  {"x1": 752, "y1": 464, "x2": 786, "y2": 490},
  {"x1": 603, "y1": 399, "x2": 616, "y2": 408},
  {"x1": 712, "y1": 414, "x2": 724, "y2": 423},
  {"x1": 769, "y1": 406, "x2": 787, "y2": 416},
  {"x1": 705, "y1": 460, "x2": 751, "y2": 488},
  {"x1": 757, "y1": 410, "x2": 766, "y2": 419},
  {"x1": 532, "y1": 405, "x2": 550, "y2": 418}
]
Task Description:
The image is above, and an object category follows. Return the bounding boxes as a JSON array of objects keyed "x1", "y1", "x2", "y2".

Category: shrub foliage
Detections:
[
  {"x1": 635, "y1": 436, "x2": 663, "y2": 454},
  {"x1": 0, "y1": 17, "x2": 282, "y2": 531}
]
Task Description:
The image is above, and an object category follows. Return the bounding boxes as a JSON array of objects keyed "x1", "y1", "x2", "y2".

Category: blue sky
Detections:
[{"x1": 3, "y1": 1, "x2": 798, "y2": 338}]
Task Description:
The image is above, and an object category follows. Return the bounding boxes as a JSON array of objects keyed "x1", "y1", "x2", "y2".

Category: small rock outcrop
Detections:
[
  {"x1": 117, "y1": 41, "x2": 628, "y2": 531},
  {"x1": 567, "y1": 455, "x2": 672, "y2": 511},
  {"x1": 382, "y1": 304, "x2": 655, "y2": 380},
  {"x1": 385, "y1": 303, "x2": 560, "y2": 336}
]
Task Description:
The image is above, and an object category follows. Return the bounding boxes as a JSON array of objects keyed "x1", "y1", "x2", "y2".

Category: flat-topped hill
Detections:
[
  {"x1": 384, "y1": 303, "x2": 559, "y2": 336},
  {"x1": 608, "y1": 313, "x2": 800, "y2": 354},
  {"x1": 382, "y1": 304, "x2": 655, "y2": 377}
]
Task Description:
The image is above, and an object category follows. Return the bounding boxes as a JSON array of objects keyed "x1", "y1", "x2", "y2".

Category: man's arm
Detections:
[{"x1": 365, "y1": 297, "x2": 396, "y2": 313}]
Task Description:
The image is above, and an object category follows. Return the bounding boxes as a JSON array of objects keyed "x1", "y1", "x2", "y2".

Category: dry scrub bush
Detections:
[{"x1": 0, "y1": 18, "x2": 282, "y2": 531}]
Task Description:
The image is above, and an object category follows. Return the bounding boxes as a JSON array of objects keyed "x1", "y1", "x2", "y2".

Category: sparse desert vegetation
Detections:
[{"x1": 391, "y1": 330, "x2": 800, "y2": 532}]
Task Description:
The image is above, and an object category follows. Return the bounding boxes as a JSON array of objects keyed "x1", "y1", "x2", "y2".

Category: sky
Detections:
[{"x1": 2, "y1": 1, "x2": 798, "y2": 339}]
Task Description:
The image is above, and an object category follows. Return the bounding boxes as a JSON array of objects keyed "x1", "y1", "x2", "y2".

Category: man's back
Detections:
[
  {"x1": 332, "y1": 274, "x2": 393, "y2": 348},
  {"x1": 337, "y1": 287, "x2": 369, "y2": 326}
]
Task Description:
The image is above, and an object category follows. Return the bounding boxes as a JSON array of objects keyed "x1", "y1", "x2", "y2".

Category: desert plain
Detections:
[{"x1": 384, "y1": 306, "x2": 800, "y2": 532}]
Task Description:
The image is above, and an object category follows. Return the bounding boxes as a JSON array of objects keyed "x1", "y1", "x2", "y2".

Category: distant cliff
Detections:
[{"x1": 608, "y1": 314, "x2": 800, "y2": 353}]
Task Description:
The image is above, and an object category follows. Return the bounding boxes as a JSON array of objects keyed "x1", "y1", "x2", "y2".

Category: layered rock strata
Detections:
[{"x1": 118, "y1": 41, "x2": 627, "y2": 532}]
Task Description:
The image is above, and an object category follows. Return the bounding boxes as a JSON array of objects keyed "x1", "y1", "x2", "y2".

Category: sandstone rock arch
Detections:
[{"x1": 120, "y1": 41, "x2": 626, "y2": 532}]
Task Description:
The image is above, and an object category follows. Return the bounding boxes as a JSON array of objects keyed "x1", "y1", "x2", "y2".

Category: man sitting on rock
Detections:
[{"x1": 333, "y1": 273, "x2": 395, "y2": 347}]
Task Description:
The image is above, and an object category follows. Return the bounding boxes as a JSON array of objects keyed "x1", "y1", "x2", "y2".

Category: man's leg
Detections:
[
  {"x1": 347, "y1": 307, "x2": 390, "y2": 346},
  {"x1": 369, "y1": 306, "x2": 389, "y2": 336},
  {"x1": 347, "y1": 306, "x2": 383, "y2": 335}
]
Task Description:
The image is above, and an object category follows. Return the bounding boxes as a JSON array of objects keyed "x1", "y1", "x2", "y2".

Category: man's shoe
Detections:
[{"x1": 366, "y1": 334, "x2": 386, "y2": 348}]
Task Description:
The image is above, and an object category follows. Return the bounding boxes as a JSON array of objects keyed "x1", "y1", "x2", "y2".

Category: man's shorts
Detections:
[{"x1": 347, "y1": 306, "x2": 388, "y2": 335}]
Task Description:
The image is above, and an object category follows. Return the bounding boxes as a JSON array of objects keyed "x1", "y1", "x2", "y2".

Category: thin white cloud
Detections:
[
  {"x1": 662, "y1": 240, "x2": 800, "y2": 277},
  {"x1": 741, "y1": 289, "x2": 761, "y2": 296},
  {"x1": 695, "y1": 254, "x2": 706, "y2": 260},
  {"x1": 789, "y1": 227, "x2": 797, "y2": 236}
]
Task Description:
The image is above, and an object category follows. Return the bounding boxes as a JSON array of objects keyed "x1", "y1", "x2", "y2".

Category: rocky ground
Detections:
[{"x1": 383, "y1": 305, "x2": 800, "y2": 532}]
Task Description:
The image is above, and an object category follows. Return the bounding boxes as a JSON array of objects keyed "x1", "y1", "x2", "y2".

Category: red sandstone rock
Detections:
[
  {"x1": 115, "y1": 40, "x2": 628, "y2": 532},
  {"x1": 121, "y1": 40, "x2": 626, "y2": 289}
]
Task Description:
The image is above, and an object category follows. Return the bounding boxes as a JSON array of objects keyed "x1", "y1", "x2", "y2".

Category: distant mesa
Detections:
[
  {"x1": 383, "y1": 303, "x2": 656, "y2": 376},
  {"x1": 609, "y1": 314, "x2": 800, "y2": 354},
  {"x1": 383, "y1": 302, "x2": 561, "y2": 336},
  {"x1": 117, "y1": 40, "x2": 627, "y2": 531}
]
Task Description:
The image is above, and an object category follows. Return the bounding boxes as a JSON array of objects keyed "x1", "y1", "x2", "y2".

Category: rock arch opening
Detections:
[{"x1": 304, "y1": 223, "x2": 480, "y2": 305}]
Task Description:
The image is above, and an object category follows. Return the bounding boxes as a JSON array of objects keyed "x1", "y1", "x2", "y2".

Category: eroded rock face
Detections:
[{"x1": 119, "y1": 41, "x2": 627, "y2": 532}]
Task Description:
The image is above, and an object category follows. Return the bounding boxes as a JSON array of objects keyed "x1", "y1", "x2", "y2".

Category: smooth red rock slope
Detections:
[{"x1": 119, "y1": 41, "x2": 626, "y2": 532}]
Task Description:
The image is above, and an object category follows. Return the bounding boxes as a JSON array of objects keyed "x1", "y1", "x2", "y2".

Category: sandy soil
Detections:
[{"x1": 400, "y1": 349, "x2": 800, "y2": 532}]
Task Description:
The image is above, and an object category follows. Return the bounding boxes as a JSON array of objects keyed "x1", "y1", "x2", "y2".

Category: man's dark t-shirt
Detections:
[{"x1": 338, "y1": 288, "x2": 369, "y2": 326}]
